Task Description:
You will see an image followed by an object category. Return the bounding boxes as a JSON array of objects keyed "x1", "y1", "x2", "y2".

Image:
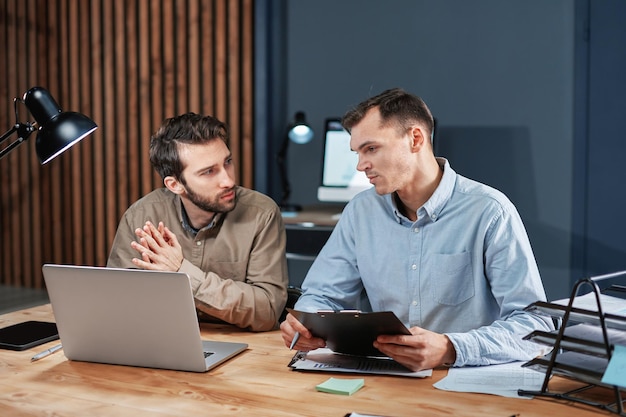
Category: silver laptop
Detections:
[{"x1": 42, "y1": 264, "x2": 248, "y2": 372}]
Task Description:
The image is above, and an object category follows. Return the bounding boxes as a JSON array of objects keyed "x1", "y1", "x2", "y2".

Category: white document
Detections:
[
  {"x1": 553, "y1": 292, "x2": 626, "y2": 316},
  {"x1": 564, "y1": 323, "x2": 626, "y2": 345},
  {"x1": 433, "y1": 361, "x2": 545, "y2": 398},
  {"x1": 289, "y1": 348, "x2": 432, "y2": 378}
]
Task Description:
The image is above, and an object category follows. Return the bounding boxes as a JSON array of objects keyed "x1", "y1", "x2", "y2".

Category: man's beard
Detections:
[{"x1": 184, "y1": 184, "x2": 237, "y2": 214}]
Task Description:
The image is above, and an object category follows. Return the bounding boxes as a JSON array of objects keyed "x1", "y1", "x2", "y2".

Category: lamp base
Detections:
[{"x1": 280, "y1": 203, "x2": 302, "y2": 213}]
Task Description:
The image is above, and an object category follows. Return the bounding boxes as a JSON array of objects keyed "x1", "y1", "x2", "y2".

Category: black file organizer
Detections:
[{"x1": 518, "y1": 271, "x2": 626, "y2": 415}]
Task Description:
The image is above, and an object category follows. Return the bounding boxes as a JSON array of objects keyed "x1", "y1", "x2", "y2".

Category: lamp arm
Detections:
[
  {"x1": 276, "y1": 134, "x2": 291, "y2": 205},
  {"x1": 0, "y1": 122, "x2": 36, "y2": 160},
  {"x1": 0, "y1": 124, "x2": 19, "y2": 144}
]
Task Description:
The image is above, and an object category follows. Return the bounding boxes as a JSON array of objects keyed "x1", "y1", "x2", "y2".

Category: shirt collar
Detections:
[
  {"x1": 422, "y1": 157, "x2": 456, "y2": 221},
  {"x1": 385, "y1": 157, "x2": 456, "y2": 223},
  {"x1": 176, "y1": 195, "x2": 222, "y2": 235}
]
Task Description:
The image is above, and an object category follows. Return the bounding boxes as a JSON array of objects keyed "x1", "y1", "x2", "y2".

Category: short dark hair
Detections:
[
  {"x1": 342, "y1": 88, "x2": 434, "y2": 137},
  {"x1": 149, "y1": 112, "x2": 230, "y2": 180}
]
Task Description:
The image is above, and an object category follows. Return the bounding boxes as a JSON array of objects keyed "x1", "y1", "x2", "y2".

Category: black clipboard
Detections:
[
  {"x1": 287, "y1": 309, "x2": 411, "y2": 357},
  {"x1": 0, "y1": 321, "x2": 59, "y2": 351}
]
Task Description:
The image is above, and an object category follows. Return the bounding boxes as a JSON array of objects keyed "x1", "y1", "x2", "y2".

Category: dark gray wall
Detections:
[
  {"x1": 581, "y1": 0, "x2": 626, "y2": 278},
  {"x1": 281, "y1": 0, "x2": 576, "y2": 300}
]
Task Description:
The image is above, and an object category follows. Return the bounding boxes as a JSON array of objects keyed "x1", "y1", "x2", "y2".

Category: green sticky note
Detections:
[{"x1": 315, "y1": 377, "x2": 364, "y2": 396}]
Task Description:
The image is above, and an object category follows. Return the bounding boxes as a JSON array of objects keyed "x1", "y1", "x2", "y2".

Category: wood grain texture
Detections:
[
  {"x1": 0, "y1": 304, "x2": 615, "y2": 417},
  {"x1": 0, "y1": 0, "x2": 255, "y2": 289}
]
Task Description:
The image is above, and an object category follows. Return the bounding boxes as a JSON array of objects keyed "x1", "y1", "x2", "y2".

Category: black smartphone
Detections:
[{"x1": 0, "y1": 321, "x2": 59, "y2": 351}]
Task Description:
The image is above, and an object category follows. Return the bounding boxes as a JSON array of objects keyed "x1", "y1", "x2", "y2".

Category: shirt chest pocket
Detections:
[{"x1": 430, "y1": 252, "x2": 474, "y2": 306}]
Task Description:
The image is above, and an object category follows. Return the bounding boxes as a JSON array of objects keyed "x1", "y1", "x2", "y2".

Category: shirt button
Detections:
[
  {"x1": 411, "y1": 264, "x2": 417, "y2": 270},
  {"x1": 413, "y1": 227, "x2": 419, "y2": 233},
  {"x1": 196, "y1": 241, "x2": 202, "y2": 246},
  {"x1": 431, "y1": 214, "x2": 437, "y2": 220},
  {"x1": 412, "y1": 300, "x2": 418, "y2": 306}
]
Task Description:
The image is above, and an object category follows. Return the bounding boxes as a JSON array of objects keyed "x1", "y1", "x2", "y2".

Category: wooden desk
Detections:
[{"x1": 0, "y1": 305, "x2": 614, "y2": 416}]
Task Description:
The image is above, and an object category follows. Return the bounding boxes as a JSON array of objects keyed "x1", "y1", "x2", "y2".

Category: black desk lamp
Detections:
[
  {"x1": 277, "y1": 111, "x2": 314, "y2": 212},
  {"x1": 0, "y1": 86, "x2": 98, "y2": 164}
]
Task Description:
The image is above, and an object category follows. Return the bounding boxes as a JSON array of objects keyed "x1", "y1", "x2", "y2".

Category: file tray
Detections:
[
  {"x1": 522, "y1": 352, "x2": 608, "y2": 388},
  {"x1": 525, "y1": 323, "x2": 626, "y2": 357},
  {"x1": 525, "y1": 300, "x2": 626, "y2": 331},
  {"x1": 287, "y1": 309, "x2": 411, "y2": 357},
  {"x1": 519, "y1": 271, "x2": 626, "y2": 416}
]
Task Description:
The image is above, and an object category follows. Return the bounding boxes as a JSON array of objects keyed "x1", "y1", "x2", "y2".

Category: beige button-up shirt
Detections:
[{"x1": 107, "y1": 186, "x2": 288, "y2": 331}]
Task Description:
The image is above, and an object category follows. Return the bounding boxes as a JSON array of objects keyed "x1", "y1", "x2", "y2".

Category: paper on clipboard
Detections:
[{"x1": 289, "y1": 348, "x2": 432, "y2": 378}]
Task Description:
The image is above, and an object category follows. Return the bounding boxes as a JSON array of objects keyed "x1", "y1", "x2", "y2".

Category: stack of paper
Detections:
[
  {"x1": 553, "y1": 292, "x2": 626, "y2": 316},
  {"x1": 433, "y1": 361, "x2": 544, "y2": 398}
]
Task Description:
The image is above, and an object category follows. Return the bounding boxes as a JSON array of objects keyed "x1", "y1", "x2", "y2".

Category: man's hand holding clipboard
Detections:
[{"x1": 286, "y1": 309, "x2": 411, "y2": 357}]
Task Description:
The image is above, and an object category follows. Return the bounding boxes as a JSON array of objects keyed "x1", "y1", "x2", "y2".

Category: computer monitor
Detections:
[{"x1": 317, "y1": 119, "x2": 372, "y2": 203}]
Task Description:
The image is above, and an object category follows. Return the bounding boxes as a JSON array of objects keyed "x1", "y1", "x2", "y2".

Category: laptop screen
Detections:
[{"x1": 317, "y1": 119, "x2": 372, "y2": 203}]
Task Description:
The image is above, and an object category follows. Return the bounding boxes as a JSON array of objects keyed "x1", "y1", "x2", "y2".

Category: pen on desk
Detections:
[
  {"x1": 31, "y1": 343, "x2": 63, "y2": 362},
  {"x1": 289, "y1": 332, "x2": 300, "y2": 350}
]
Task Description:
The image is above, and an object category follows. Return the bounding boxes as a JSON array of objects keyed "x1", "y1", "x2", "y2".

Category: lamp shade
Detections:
[
  {"x1": 23, "y1": 87, "x2": 97, "y2": 164},
  {"x1": 287, "y1": 111, "x2": 313, "y2": 144}
]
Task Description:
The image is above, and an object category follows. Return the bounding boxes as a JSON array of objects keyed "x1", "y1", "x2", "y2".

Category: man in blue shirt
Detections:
[{"x1": 280, "y1": 88, "x2": 553, "y2": 371}]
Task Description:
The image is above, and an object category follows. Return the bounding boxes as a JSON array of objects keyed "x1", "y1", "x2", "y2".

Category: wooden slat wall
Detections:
[{"x1": 0, "y1": 0, "x2": 255, "y2": 289}]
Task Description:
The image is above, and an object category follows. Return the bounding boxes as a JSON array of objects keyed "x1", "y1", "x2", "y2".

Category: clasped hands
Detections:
[
  {"x1": 280, "y1": 313, "x2": 456, "y2": 371},
  {"x1": 130, "y1": 221, "x2": 184, "y2": 271}
]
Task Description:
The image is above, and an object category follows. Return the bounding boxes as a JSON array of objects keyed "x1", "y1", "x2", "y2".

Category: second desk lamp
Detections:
[{"x1": 277, "y1": 111, "x2": 313, "y2": 212}]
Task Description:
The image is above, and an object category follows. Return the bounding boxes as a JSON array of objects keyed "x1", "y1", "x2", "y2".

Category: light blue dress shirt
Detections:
[{"x1": 295, "y1": 158, "x2": 553, "y2": 366}]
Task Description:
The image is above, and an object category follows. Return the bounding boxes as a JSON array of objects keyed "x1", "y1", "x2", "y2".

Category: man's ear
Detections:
[
  {"x1": 409, "y1": 126, "x2": 426, "y2": 153},
  {"x1": 164, "y1": 176, "x2": 185, "y2": 195}
]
